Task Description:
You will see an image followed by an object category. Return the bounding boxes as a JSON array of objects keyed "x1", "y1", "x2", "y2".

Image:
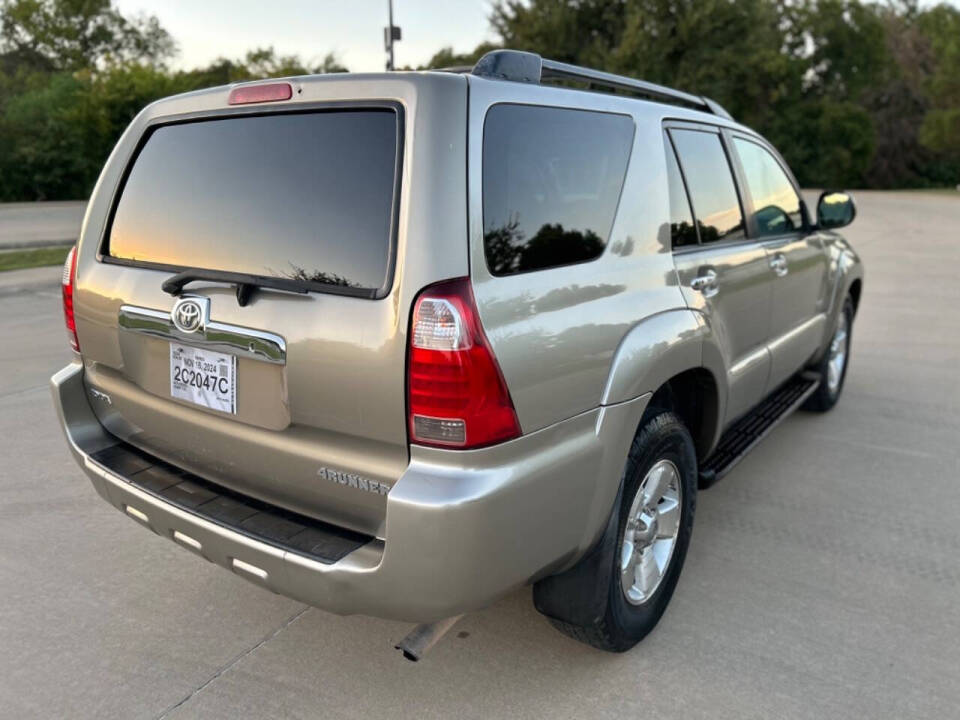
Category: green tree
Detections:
[
  {"x1": 480, "y1": 0, "x2": 928, "y2": 187},
  {"x1": 0, "y1": 62, "x2": 185, "y2": 199},
  {"x1": 4, "y1": 0, "x2": 959, "y2": 201},
  {"x1": 0, "y1": 0, "x2": 173, "y2": 73},
  {"x1": 177, "y1": 47, "x2": 346, "y2": 86},
  {"x1": 610, "y1": 0, "x2": 801, "y2": 136},
  {"x1": 781, "y1": 1, "x2": 891, "y2": 186},
  {"x1": 917, "y1": 4, "x2": 960, "y2": 161},
  {"x1": 420, "y1": 41, "x2": 499, "y2": 70},
  {"x1": 782, "y1": 100, "x2": 875, "y2": 188},
  {"x1": 0, "y1": 72, "x2": 94, "y2": 199},
  {"x1": 491, "y1": 0, "x2": 626, "y2": 67},
  {"x1": 0, "y1": 0, "x2": 349, "y2": 201},
  {"x1": 786, "y1": 0, "x2": 890, "y2": 100}
]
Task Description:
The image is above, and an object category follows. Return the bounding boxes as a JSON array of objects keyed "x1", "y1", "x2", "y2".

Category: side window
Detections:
[
  {"x1": 665, "y1": 138, "x2": 698, "y2": 248},
  {"x1": 669, "y1": 129, "x2": 745, "y2": 244},
  {"x1": 482, "y1": 104, "x2": 634, "y2": 276},
  {"x1": 733, "y1": 138, "x2": 803, "y2": 237}
]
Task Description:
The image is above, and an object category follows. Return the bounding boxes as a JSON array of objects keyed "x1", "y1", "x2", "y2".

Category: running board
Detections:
[{"x1": 699, "y1": 372, "x2": 820, "y2": 488}]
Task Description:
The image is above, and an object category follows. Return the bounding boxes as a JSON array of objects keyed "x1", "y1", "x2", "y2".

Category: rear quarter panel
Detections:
[{"x1": 467, "y1": 78, "x2": 690, "y2": 432}]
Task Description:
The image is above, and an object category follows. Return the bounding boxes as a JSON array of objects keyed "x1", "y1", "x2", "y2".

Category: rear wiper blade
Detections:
[{"x1": 161, "y1": 269, "x2": 308, "y2": 307}]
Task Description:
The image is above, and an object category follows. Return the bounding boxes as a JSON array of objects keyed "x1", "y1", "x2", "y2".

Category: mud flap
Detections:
[{"x1": 532, "y1": 480, "x2": 623, "y2": 627}]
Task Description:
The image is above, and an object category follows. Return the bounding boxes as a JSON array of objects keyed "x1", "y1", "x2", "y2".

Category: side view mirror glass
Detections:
[{"x1": 817, "y1": 191, "x2": 856, "y2": 230}]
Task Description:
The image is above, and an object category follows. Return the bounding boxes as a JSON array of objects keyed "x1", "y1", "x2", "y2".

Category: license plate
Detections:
[{"x1": 170, "y1": 343, "x2": 236, "y2": 414}]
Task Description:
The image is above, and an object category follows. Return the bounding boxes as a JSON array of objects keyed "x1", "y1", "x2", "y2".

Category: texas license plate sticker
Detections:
[{"x1": 170, "y1": 344, "x2": 236, "y2": 414}]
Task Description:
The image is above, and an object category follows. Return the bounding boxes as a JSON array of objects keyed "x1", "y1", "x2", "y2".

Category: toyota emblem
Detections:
[{"x1": 172, "y1": 298, "x2": 204, "y2": 333}]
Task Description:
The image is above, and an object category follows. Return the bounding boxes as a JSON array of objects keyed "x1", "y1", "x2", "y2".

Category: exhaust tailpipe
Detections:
[{"x1": 395, "y1": 615, "x2": 463, "y2": 662}]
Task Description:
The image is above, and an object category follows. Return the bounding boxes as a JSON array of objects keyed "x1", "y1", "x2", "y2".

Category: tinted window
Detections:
[
  {"x1": 109, "y1": 110, "x2": 400, "y2": 295},
  {"x1": 483, "y1": 104, "x2": 633, "y2": 276},
  {"x1": 670, "y1": 129, "x2": 745, "y2": 243},
  {"x1": 734, "y1": 138, "x2": 803, "y2": 236},
  {"x1": 665, "y1": 139, "x2": 698, "y2": 248}
]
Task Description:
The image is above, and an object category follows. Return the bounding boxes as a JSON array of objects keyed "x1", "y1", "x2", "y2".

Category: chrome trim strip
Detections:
[{"x1": 118, "y1": 304, "x2": 286, "y2": 365}]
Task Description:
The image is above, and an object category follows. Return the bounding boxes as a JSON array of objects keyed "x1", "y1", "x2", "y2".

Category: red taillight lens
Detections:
[
  {"x1": 408, "y1": 278, "x2": 521, "y2": 449},
  {"x1": 227, "y1": 82, "x2": 293, "y2": 105},
  {"x1": 62, "y1": 246, "x2": 79, "y2": 352}
]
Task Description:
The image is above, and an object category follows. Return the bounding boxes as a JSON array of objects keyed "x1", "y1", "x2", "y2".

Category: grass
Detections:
[{"x1": 0, "y1": 245, "x2": 70, "y2": 272}]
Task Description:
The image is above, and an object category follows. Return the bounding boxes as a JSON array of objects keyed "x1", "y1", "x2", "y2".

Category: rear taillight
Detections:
[
  {"x1": 407, "y1": 278, "x2": 521, "y2": 449},
  {"x1": 62, "y1": 246, "x2": 79, "y2": 352}
]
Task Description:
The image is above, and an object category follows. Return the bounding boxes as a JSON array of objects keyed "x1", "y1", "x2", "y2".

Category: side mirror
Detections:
[{"x1": 817, "y1": 191, "x2": 856, "y2": 230}]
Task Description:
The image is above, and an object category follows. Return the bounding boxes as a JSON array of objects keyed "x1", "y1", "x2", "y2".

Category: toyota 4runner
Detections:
[{"x1": 51, "y1": 50, "x2": 863, "y2": 654}]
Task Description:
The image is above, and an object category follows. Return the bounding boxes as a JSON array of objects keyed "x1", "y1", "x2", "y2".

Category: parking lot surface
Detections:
[
  {"x1": 0, "y1": 201, "x2": 86, "y2": 249},
  {"x1": 0, "y1": 191, "x2": 957, "y2": 719}
]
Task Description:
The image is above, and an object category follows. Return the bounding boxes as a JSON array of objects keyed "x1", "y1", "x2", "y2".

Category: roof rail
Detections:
[{"x1": 470, "y1": 49, "x2": 733, "y2": 121}]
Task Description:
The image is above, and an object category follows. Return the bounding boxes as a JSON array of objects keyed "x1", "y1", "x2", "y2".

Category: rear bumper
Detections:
[{"x1": 52, "y1": 361, "x2": 648, "y2": 622}]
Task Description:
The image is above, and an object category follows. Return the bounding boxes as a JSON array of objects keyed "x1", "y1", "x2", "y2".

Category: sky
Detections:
[{"x1": 113, "y1": 0, "x2": 498, "y2": 72}]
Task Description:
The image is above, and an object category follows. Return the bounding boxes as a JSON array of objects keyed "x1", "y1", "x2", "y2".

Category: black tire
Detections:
[
  {"x1": 803, "y1": 296, "x2": 854, "y2": 412},
  {"x1": 534, "y1": 410, "x2": 697, "y2": 652}
]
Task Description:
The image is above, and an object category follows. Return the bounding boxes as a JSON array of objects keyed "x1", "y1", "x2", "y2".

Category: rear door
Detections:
[
  {"x1": 730, "y1": 135, "x2": 830, "y2": 390},
  {"x1": 666, "y1": 125, "x2": 774, "y2": 424},
  {"x1": 74, "y1": 79, "x2": 470, "y2": 538}
]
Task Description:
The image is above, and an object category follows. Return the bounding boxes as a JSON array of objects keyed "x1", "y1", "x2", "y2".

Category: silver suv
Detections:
[{"x1": 52, "y1": 50, "x2": 862, "y2": 654}]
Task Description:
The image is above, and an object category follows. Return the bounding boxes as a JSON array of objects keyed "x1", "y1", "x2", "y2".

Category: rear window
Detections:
[
  {"x1": 482, "y1": 104, "x2": 633, "y2": 276},
  {"x1": 107, "y1": 108, "x2": 401, "y2": 297}
]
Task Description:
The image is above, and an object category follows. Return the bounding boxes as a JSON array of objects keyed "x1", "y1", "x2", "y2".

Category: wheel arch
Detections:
[
  {"x1": 817, "y1": 246, "x2": 864, "y2": 361},
  {"x1": 601, "y1": 308, "x2": 728, "y2": 461},
  {"x1": 848, "y1": 277, "x2": 863, "y2": 316},
  {"x1": 646, "y1": 368, "x2": 721, "y2": 464}
]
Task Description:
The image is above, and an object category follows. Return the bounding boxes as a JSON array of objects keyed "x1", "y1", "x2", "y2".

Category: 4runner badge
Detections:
[{"x1": 317, "y1": 466, "x2": 390, "y2": 495}]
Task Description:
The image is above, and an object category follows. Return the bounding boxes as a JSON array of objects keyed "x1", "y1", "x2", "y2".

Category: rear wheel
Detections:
[
  {"x1": 535, "y1": 410, "x2": 697, "y2": 652},
  {"x1": 804, "y1": 296, "x2": 854, "y2": 412}
]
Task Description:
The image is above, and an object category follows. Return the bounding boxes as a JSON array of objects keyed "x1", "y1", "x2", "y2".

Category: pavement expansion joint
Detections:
[{"x1": 154, "y1": 605, "x2": 311, "y2": 719}]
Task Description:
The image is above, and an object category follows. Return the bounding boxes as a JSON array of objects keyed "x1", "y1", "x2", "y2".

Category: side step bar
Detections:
[{"x1": 699, "y1": 372, "x2": 820, "y2": 488}]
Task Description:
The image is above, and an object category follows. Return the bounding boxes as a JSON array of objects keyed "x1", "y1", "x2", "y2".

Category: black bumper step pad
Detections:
[
  {"x1": 91, "y1": 442, "x2": 372, "y2": 564},
  {"x1": 699, "y1": 372, "x2": 820, "y2": 487}
]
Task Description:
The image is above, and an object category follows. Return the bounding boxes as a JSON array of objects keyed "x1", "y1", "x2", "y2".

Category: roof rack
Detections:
[{"x1": 469, "y1": 49, "x2": 733, "y2": 121}]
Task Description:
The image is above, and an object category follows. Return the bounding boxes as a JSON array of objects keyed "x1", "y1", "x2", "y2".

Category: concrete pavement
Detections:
[
  {"x1": 0, "y1": 264, "x2": 62, "y2": 298},
  {"x1": 0, "y1": 200, "x2": 86, "y2": 249},
  {"x1": 0, "y1": 191, "x2": 957, "y2": 719}
]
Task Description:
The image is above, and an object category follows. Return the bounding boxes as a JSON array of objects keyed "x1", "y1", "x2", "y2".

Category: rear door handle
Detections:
[
  {"x1": 770, "y1": 253, "x2": 789, "y2": 277},
  {"x1": 690, "y1": 269, "x2": 718, "y2": 293}
]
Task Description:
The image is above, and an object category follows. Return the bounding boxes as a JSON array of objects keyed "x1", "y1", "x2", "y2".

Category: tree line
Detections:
[{"x1": 1, "y1": 0, "x2": 958, "y2": 201}]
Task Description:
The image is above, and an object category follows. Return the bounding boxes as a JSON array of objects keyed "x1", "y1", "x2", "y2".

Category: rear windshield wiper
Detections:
[{"x1": 161, "y1": 269, "x2": 309, "y2": 307}]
